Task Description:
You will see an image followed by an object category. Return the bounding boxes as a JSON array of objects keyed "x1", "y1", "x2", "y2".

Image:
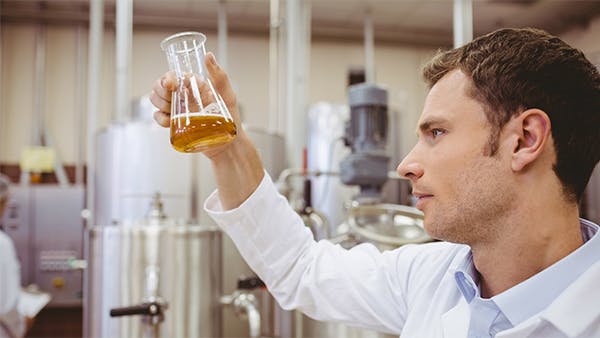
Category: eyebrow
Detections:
[{"x1": 416, "y1": 117, "x2": 449, "y2": 136}]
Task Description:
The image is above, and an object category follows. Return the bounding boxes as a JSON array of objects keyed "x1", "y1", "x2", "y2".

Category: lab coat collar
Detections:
[
  {"x1": 441, "y1": 295, "x2": 470, "y2": 338},
  {"x1": 494, "y1": 219, "x2": 600, "y2": 327},
  {"x1": 541, "y1": 259, "x2": 600, "y2": 337},
  {"x1": 442, "y1": 247, "x2": 473, "y2": 338},
  {"x1": 495, "y1": 260, "x2": 600, "y2": 338}
]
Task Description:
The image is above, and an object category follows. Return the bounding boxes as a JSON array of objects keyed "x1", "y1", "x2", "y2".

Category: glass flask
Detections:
[{"x1": 160, "y1": 32, "x2": 236, "y2": 153}]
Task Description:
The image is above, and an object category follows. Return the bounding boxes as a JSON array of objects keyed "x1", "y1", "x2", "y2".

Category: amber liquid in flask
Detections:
[
  {"x1": 170, "y1": 109, "x2": 237, "y2": 153},
  {"x1": 161, "y1": 31, "x2": 237, "y2": 153}
]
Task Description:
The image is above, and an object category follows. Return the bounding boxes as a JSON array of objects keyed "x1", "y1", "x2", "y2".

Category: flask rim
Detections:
[{"x1": 160, "y1": 31, "x2": 207, "y2": 52}]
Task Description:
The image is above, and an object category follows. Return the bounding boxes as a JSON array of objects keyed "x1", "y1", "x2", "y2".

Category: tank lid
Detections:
[
  {"x1": 348, "y1": 83, "x2": 388, "y2": 107},
  {"x1": 347, "y1": 203, "x2": 431, "y2": 246}
]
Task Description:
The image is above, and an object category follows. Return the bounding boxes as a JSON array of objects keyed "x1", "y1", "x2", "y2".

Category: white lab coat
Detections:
[
  {"x1": 205, "y1": 173, "x2": 600, "y2": 338},
  {"x1": 0, "y1": 231, "x2": 24, "y2": 338},
  {"x1": 442, "y1": 261, "x2": 600, "y2": 337}
]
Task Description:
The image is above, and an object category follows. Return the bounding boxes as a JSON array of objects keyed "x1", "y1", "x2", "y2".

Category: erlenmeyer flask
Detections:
[{"x1": 161, "y1": 32, "x2": 236, "y2": 153}]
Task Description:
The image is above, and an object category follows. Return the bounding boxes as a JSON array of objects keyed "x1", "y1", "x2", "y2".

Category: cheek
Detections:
[{"x1": 428, "y1": 151, "x2": 466, "y2": 184}]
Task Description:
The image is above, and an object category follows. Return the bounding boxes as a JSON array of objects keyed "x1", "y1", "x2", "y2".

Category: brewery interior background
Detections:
[{"x1": 1, "y1": 0, "x2": 600, "y2": 337}]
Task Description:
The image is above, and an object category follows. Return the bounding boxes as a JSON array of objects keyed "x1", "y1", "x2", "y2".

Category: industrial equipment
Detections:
[
  {"x1": 87, "y1": 194, "x2": 223, "y2": 338},
  {"x1": 296, "y1": 83, "x2": 430, "y2": 338},
  {"x1": 86, "y1": 101, "x2": 290, "y2": 338},
  {"x1": 340, "y1": 83, "x2": 390, "y2": 203},
  {"x1": 1, "y1": 185, "x2": 85, "y2": 306}
]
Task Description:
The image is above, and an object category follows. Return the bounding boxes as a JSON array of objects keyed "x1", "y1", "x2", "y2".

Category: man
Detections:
[
  {"x1": 0, "y1": 174, "x2": 25, "y2": 338},
  {"x1": 151, "y1": 28, "x2": 600, "y2": 337}
]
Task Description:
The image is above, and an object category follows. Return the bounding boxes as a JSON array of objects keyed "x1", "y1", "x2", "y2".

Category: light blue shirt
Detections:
[{"x1": 454, "y1": 219, "x2": 600, "y2": 338}]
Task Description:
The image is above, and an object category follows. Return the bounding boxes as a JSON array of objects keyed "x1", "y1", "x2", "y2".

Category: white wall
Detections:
[
  {"x1": 0, "y1": 23, "x2": 434, "y2": 165},
  {"x1": 0, "y1": 23, "x2": 116, "y2": 164}
]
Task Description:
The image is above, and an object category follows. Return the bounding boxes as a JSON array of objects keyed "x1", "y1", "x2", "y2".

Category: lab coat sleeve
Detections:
[
  {"x1": 0, "y1": 232, "x2": 25, "y2": 338},
  {"x1": 205, "y1": 172, "x2": 424, "y2": 334},
  {"x1": 0, "y1": 232, "x2": 20, "y2": 315}
]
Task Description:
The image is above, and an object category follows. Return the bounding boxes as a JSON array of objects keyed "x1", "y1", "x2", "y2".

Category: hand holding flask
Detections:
[{"x1": 161, "y1": 32, "x2": 236, "y2": 153}]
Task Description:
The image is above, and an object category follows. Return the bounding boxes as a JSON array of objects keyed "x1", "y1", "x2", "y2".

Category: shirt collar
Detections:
[
  {"x1": 453, "y1": 252, "x2": 478, "y2": 302},
  {"x1": 493, "y1": 219, "x2": 600, "y2": 326}
]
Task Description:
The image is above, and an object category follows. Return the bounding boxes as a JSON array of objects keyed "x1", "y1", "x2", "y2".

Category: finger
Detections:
[
  {"x1": 204, "y1": 52, "x2": 237, "y2": 109},
  {"x1": 152, "y1": 71, "x2": 177, "y2": 101},
  {"x1": 149, "y1": 89, "x2": 171, "y2": 113},
  {"x1": 184, "y1": 76, "x2": 212, "y2": 112},
  {"x1": 153, "y1": 110, "x2": 170, "y2": 128},
  {"x1": 196, "y1": 80, "x2": 215, "y2": 108}
]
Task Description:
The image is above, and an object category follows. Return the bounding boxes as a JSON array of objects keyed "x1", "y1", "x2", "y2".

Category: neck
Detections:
[{"x1": 471, "y1": 192, "x2": 582, "y2": 298}]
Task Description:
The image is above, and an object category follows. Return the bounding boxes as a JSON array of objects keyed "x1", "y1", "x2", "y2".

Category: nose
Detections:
[{"x1": 397, "y1": 149, "x2": 424, "y2": 181}]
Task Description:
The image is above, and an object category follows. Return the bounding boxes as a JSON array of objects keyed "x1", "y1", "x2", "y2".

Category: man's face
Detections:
[{"x1": 397, "y1": 70, "x2": 516, "y2": 244}]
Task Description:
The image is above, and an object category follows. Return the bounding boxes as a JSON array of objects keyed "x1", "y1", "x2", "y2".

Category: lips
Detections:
[{"x1": 412, "y1": 191, "x2": 433, "y2": 210}]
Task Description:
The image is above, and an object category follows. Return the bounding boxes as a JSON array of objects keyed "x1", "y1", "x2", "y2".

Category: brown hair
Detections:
[{"x1": 423, "y1": 28, "x2": 600, "y2": 202}]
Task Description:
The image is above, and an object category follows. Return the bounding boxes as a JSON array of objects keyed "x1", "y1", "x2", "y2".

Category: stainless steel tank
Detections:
[
  {"x1": 89, "y1": 99, "x2": 290, "y2": 338},
  {"x1": 94, "y1": 120, "x2": 193, "y2": 226},
  {"x1": 86, "y1": 211, "x2": 222, "y2": 338}
]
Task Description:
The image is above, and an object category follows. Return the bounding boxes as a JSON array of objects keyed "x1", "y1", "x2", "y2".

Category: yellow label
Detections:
[{"x1": 20, "y1": 147, "x2": 55, "y2": 173}]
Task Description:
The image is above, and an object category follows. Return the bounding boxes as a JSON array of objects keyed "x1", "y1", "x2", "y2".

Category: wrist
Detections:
[
  {"x1": 208, "y1": 130, "x2": 265, "y2": 210},
  {"x1": 207, "y1": 129, "x2": 251, "y2": 164}
]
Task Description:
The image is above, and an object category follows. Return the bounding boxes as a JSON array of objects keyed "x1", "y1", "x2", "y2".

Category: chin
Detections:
[
  {"x1": 422, "y1": 219, "x2": 443, "y2": 241},
  {"x1": 423, "y1": 220, "x2": 464, "y2": 243}
]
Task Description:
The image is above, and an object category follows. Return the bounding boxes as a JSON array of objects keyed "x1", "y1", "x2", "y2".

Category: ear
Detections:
[{"x1": 511, "y1": 109, "x2": 551, "y2": 172}]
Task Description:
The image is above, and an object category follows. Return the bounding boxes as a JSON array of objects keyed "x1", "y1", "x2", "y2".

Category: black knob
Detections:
[
  {"x1": 110, "y1": 302, "x2": 162, "y2": 317},
  {"x1": 237, "y1": 276, "x2": 265, "y2": 290}
]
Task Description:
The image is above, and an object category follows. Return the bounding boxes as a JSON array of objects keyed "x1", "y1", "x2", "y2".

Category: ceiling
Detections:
[{"x1": 2, "y1": 0, "x2": 600, "y2": 46}]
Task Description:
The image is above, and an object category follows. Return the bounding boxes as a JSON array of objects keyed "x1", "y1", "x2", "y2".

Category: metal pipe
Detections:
[
  {"x1": 220, "y1": 292, "x2": 261, "y2": 338},
  {"x1": 364, "y1": 10, "x2": 375, "y2": 83},
  {"x1": 207, "y1": 0, "x2": 228, "y2": 222},
  {"x1": 75, "y1": 25, "x2": 85, "y2": 185},
  {"x1": 302, "y1": 2, "x2": 312, "y2": 100},
  {"x1": 33, "y1": 24, "x2": 46, "y2": 147},
  {"x1": 276, "y1": 168, "x2": 339, "y2": 186},
  {"x1": 83, "y1": 0, "x2": 103, "y2": 335},
  {"x1": 275, "y1": 168, "x2": 339, "y2": 197},
  {"x1": 217, "y1": 0, "x2": 228, "y2": 70},
  {"x1": 277, "y1": 13, "x2": 286, "y2": 135},
  {"x1": 86, "y1": 0, "x2": 103, "y2": 223},
  {"x1": 238, "y1": 293, "x2": 260, "y2": 338},
  {"x1": 286, "y1": 0, "x2": 309, "y2": 170},
  {"x1": 275, "y1": 167, "x2": 407, "y2": 196},
  {"x1": 268, "y1": 0, "x2": 280, "y2": 133},
  {"x1": 453, "y1": 0, "x2": 473, "y2": 48},
  {"x1": 213, "y1": 230, "x2": 223, "y2": 338},
  {"x1": 286, "y1": 0, "x2": 298, "y2": 168},
  {"x1": 115, "y1": 0, "x2": 132, "y2": 122}
]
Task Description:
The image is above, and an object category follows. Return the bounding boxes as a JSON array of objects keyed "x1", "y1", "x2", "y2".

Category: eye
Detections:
[{"x1": 431, "y1": 128, "x2": 445, "y2": 138}]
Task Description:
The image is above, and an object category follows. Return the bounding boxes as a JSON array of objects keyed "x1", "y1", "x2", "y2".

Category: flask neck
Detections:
[{"x1": 161, "y1": 32, "x2": 208, "y2": 78}]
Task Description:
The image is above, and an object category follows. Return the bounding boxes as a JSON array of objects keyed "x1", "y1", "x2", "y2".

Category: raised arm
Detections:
[{"x1": 149, "y1": 52, "x2": 264, "y2": 210}]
